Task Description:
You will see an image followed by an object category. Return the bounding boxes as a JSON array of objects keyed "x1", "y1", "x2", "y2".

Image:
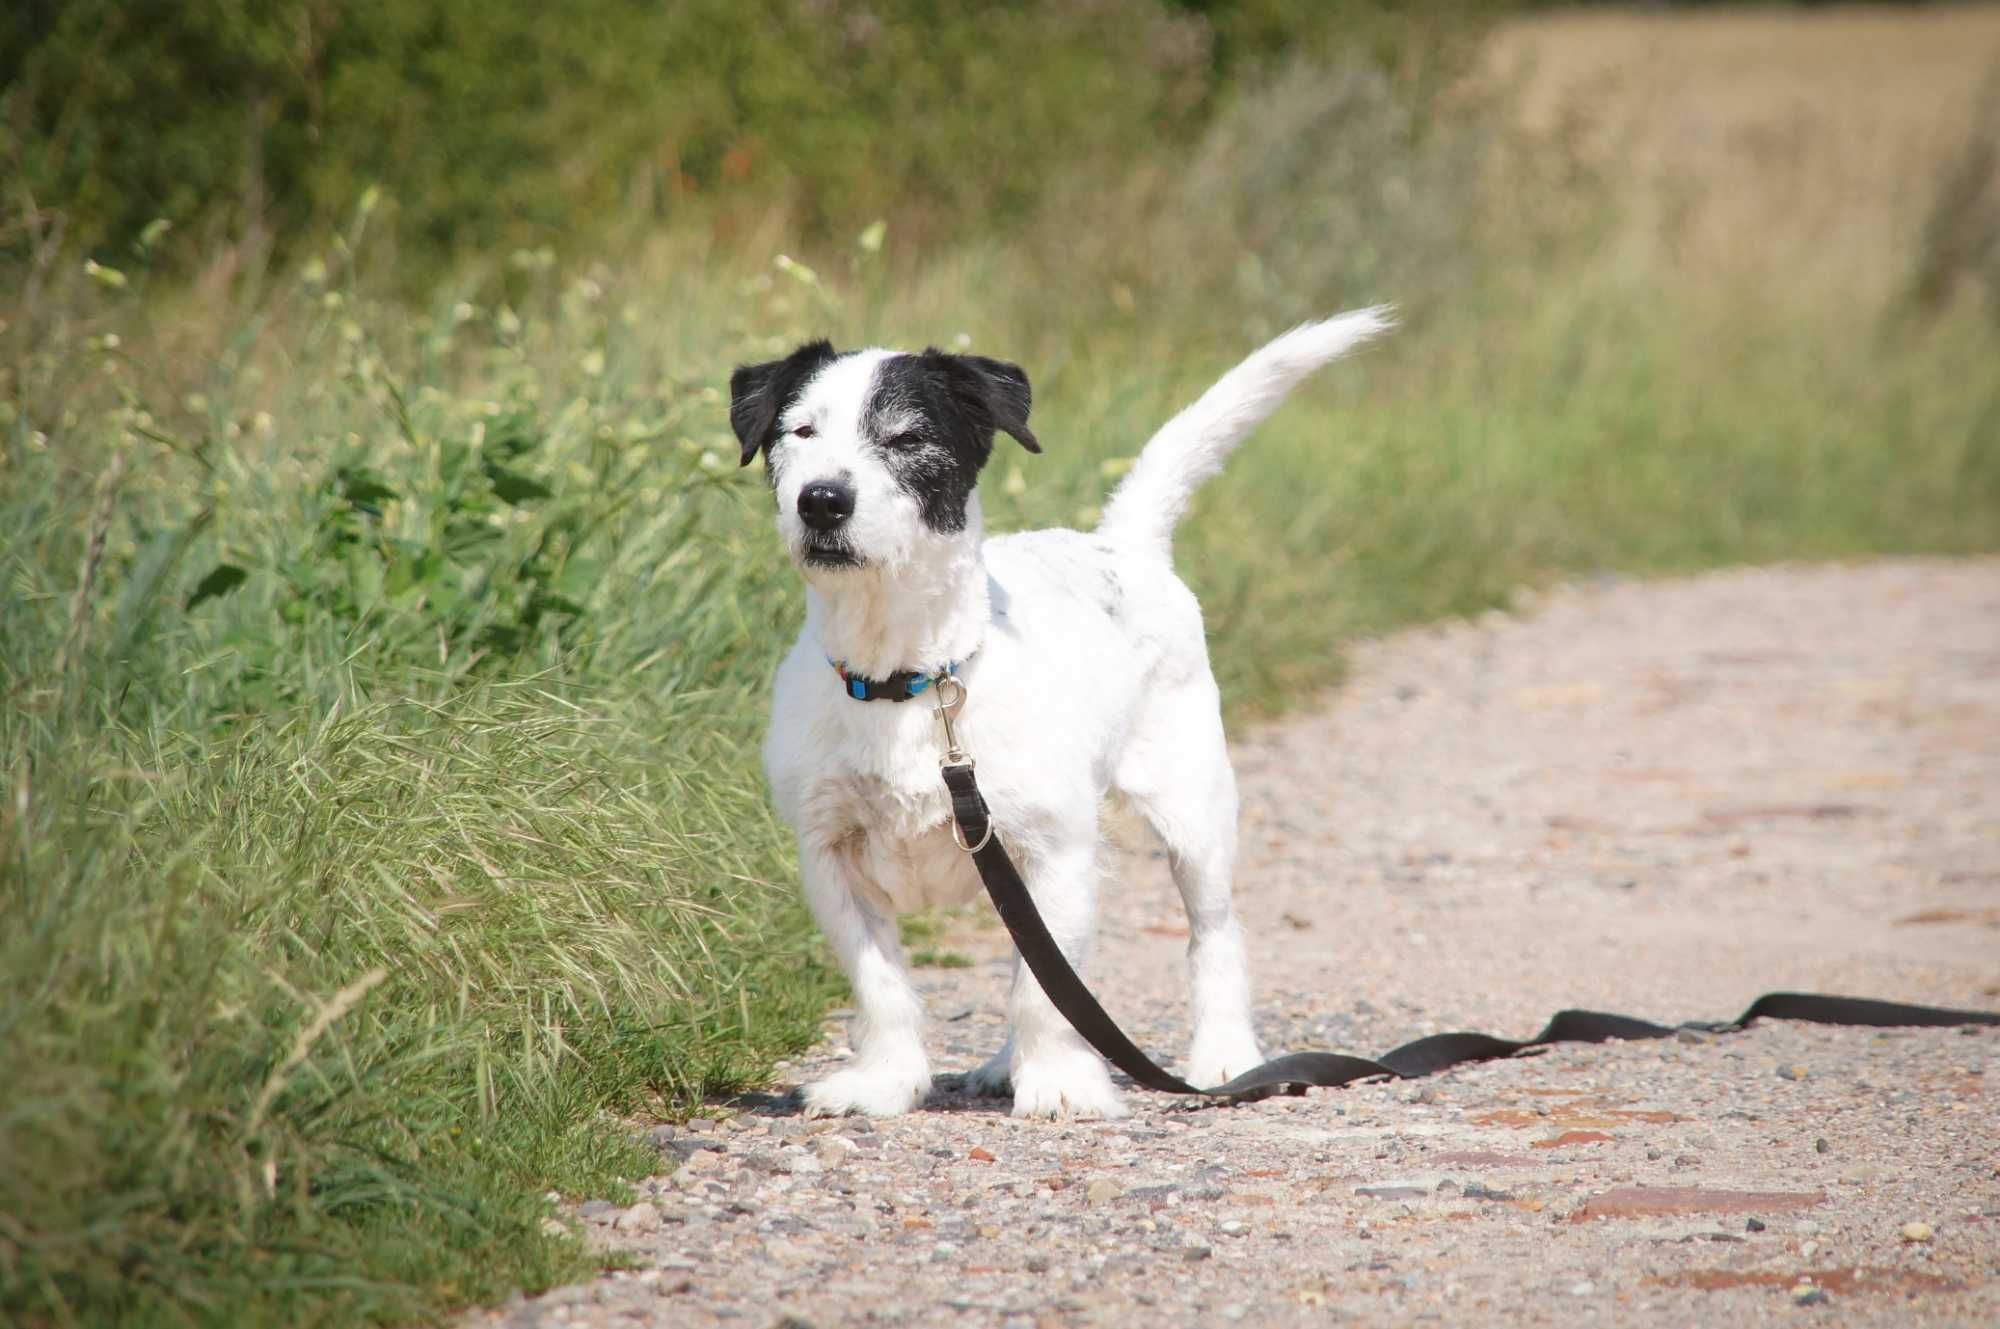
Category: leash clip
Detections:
[
  {"x1": 932, "y1": 674, "x2": 993, "y2": 852},
  {"x1": 932, "y1": 673, "x2": 970, "y2": 769}
]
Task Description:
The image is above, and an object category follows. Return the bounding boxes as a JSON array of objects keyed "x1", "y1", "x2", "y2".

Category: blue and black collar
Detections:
[{"x1": 828, "y1": 657, "x2": 961, "y2": 703}]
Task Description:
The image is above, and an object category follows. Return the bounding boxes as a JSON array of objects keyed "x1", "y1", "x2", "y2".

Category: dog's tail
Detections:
[{"x1": 1095, "y1": 307, "x2": 1393, "y2": 558}]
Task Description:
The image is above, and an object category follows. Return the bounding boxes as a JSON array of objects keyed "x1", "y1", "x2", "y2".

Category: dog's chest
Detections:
[{"x1": 815, "y1": 768, "x2": 982, "y2": 914}]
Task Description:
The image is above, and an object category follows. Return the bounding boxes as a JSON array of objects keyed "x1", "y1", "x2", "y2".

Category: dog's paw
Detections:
[
  {"x1": 1186, "y1": 1030, "x2": 1265, "y2": 1091},
  {"x1": 965, "y1": 1048, "x2": 1013, "y2": 1097},
  {"x1": 1010, "y1": 1051, "x2": 1127, "y2": 1120},
  {"x1": 802, "y1": 1064, "x2": 931, "y2": 1118}
]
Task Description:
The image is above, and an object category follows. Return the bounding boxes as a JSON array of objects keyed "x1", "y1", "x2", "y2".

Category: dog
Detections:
[{"x1": 730, "y1": 309, "x2": 1391, "y2": 1118}]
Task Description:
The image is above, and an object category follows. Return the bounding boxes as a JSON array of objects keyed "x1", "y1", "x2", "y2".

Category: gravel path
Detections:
[{"x1": 470, "y1": 558, "x2": 1999, "y2": 1329}]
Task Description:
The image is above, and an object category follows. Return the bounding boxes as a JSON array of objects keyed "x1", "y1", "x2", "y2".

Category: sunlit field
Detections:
[
  {"x1": 1485, "y1": 4, "x2": 2000, "y2": 306},
  {"x1": 4, "y1": 5, "x2": 1997, "y2": 1325}
]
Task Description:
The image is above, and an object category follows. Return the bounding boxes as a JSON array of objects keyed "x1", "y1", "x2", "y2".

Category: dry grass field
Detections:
[{"x1": 1484, "y1": 4, "x2": 2000, "y2": 308}]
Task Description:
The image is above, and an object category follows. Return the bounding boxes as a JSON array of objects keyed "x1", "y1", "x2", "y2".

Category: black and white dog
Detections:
[{"x1": 730, "y1": 310, "x2": 1390, "y2": 1118}]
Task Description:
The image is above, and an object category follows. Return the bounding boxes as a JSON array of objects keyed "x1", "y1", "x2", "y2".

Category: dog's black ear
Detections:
[
  {"x1": 729, "y1": 340, "x2": 838, "y2": 466},
  {"x1": 933, "y1": 353, "x2": 1039, "y2": 454}
]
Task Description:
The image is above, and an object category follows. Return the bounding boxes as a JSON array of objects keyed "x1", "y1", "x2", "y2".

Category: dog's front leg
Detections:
[
  {"x1": 1005, "y1": 839, "x2": 1128, "y2": 1120},
  {"x1": 796, "y1": 844, "x2": 932, "y2": 1117}
]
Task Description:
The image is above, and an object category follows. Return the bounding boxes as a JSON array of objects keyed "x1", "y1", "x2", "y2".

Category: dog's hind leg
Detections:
[
  {"x1": 1116, "y1": 680, "x2": 1264, "y2": 1089},
  {"x1": 796, "y1": 845, "x2": 933, "y2": 1117},
  {"x1": 1005, "y1": 837, "x2": 1128, "y2": 1120}
]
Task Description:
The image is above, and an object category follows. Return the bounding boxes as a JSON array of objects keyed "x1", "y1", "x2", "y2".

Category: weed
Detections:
[{"x1": 910, "y1": 950, "x2": 977, "y2": 971}]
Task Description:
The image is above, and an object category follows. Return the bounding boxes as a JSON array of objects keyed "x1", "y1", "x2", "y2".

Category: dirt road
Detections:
[{"x1": 471, "y1": 558, "x2": 2000, "y2": 1328}]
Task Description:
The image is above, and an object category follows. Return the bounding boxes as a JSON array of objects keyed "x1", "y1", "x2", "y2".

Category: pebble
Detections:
[
  {"x1": 1777, "y1": 1064, "x2": 1810, "y2": 1081},
  {"x1": 815, "y1": 1136, "x2": 860, "y2": 1167},
  {"x1": 1790, "y1": 1284, "x2": 1831, "y2": 1307},
  {"x1": 1900, "y1": 1221, "x2": 1934, "y2": 1243},
  {"x1": 1085, "y1": 1179, "x2": 1123, "y2": 1205},
  {"x1": 612, "y1": 1202, "x2": 661, "y2": 1234}
]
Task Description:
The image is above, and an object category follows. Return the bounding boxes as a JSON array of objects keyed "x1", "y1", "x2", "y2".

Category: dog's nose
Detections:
[{"x1": 797, "y1": 480, "x2": 855, "y2": 533}]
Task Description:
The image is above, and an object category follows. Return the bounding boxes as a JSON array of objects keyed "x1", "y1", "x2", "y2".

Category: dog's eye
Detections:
[
  {"x1": 886, "y1": 431, "x2": 921, "y2": 449},
  {"x1": 791, "y1": 423, "x2": 816, "y2": 439}
]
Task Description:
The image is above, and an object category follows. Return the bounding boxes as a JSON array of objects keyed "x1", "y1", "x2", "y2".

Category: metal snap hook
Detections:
[
  {"x1": 932, "y1": 673, "x2": 991, "y2": 851},
  {"x1": 932, "y1": 673, "x2": 970, "y2": 768}
]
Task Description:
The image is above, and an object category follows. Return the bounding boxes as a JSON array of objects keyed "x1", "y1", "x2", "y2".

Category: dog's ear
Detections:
[
  {"x1": 729, "y1": 340, "x2": 838, "y2": 466},
  {"x1": 932, "y1": 353, "x2": 1040, "y2": 454}
]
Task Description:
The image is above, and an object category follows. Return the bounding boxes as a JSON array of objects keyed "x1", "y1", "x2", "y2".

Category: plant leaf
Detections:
[
  {"x1": 336, "y1": 466, "x2": 399, "y2": 507},
  {"x1": 485, "y1": 412, "x2": 541, "y2": 459},
  {"x1": 187, "y1": 562, "x2": 248, "y2": 610},
  {"x1": 112, "y1": 508, "x2": 213, "y2": 651},
  {"x1": 483, "y1": 460, "x2": 552, "y2": 505}
]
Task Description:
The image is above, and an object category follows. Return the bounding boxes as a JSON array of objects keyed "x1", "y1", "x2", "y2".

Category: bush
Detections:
[{"x1": 0, "y1": 0, "x2": 1463, "y2": 267}]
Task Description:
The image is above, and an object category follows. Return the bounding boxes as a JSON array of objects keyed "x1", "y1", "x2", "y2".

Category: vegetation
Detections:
[
  {"x1": 0, "y1": 0, "x2": 1433, "y2": 265},
  {"x1": 4, "y1": 3, "x2": 1998, "y2": 1326}
]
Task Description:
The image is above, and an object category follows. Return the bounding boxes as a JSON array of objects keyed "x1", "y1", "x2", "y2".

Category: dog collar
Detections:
[{"x1": 827, "y1": 657, "x2": 961, "y2": 703}]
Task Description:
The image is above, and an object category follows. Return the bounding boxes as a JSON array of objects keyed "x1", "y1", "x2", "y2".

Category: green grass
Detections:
[
  {"x1": 909, "y1": 950, "x2": 976, "y2": 971},
  {"x1": 5, "y1": 42, "x2": 1999, "y2": 1329},
  {"x1": 1, "y1": 236, "x2": 855, "y2": 1324}
]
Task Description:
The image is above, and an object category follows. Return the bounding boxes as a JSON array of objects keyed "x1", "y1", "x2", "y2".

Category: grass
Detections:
[
  {"x1": 909, "y1": 950, "x2": 977, "y2": 971},
  {"x1": 4, "y1": 9, "x2": 2000, "y2": 1328},
  {"x1": 1482, "y1": 4, "x2": 2000, "y2": 310}
]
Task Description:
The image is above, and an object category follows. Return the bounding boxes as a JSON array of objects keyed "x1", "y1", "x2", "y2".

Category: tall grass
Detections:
[{"x1": 5, "y1": 14, "x2": 1999, "y2": 1328}]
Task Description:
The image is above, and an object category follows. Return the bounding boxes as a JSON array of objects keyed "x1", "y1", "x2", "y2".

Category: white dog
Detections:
[{"x1": 731, "y1": 309, "x2": 1391, "y2": 1119}]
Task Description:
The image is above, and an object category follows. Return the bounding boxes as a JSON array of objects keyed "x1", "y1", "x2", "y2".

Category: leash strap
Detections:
[{"x1": 939, "y1": 761, "x2": 2000, "y2": 1100}]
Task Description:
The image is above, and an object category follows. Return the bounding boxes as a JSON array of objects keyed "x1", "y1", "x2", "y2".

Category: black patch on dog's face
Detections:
[
  {"x1": 729, "y1": 341, "x2": 840, "y2": 467},
  {"x1": 863, "y1": 351, "x2": 1039, "y2": 534}
]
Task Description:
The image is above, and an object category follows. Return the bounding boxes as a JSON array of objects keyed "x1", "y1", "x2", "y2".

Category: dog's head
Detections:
[{"x1": 729, "y1": 342, "x2": 1039, "y2": 574}]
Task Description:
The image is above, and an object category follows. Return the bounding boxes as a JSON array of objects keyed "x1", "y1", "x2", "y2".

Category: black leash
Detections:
[{"x1": 929, "y1": 686, "x2": 2000, "y2": 1101}]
